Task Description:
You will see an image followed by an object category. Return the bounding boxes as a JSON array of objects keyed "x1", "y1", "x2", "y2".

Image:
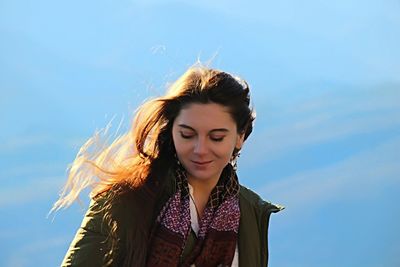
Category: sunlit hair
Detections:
[{"x1": 51, "y1": 64, "x2": 255, "y2": 213}]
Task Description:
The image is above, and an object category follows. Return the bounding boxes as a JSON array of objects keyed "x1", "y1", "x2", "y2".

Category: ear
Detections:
[{"x1": 235, "y1": 132, "x2": 245, "y2": 151}]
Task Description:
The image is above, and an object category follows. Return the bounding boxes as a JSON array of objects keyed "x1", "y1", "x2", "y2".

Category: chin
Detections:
[{"x1": 181, "y1": 160, "x2": 224, "y2": 182}]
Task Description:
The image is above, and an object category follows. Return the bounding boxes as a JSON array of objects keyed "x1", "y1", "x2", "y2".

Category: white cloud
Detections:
[
  {"x1": 4, "y1": 236, "x2": 68, "y2": 267},
  {"x1": 0, "y1": 162, "x2": 66, "y2": 180},
  {"x1": 260, "y1": 135, "x2": 400, "y2": 213},
  {"x1": 0, "y1": 133, "x2": 87, "y2": 153},
  {"x1": 0, "y1": 134, "x2": 51, "y2": 151},
  {"x1": 0, "y1": 176, "x2": 63, "y2": 208},
  {"x1": 243, "y1": 85, "x2": 400, "y2": 164}
]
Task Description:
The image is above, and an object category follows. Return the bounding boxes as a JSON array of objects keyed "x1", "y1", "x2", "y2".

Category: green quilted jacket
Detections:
[{"x1": 61, "y1": 175, "x2": 283, "y2": 267}]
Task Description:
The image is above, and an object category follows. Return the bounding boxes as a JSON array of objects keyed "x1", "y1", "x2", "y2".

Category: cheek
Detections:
[
  {"x1": 174, "y1": 142, "x2": 187, "y2": 155},
  {"x1": 214, "y1": 142, "x2": 236, "y2": 160},
  {"x1": 172, "y1": 134, "x2": 190, "y2": 155}
]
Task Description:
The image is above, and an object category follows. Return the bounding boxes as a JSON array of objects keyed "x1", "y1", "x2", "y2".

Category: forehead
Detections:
[{"x1": 174, "y1": 102, "x2": 236, "y2": 130}]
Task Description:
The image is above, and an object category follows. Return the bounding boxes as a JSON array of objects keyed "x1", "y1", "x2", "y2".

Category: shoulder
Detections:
[
  {"x1": 239, "y1": 184, "x2": 284, "y2": 216},
  {"x1": 87, "y1": 183, "x2": 157, "y2": 236},
  {"x1": 91, "y1": 171, "x2": 175, "y2": 225},
  {"x1": 237, "y1": 185, "x2": 283, "y2": 267}
]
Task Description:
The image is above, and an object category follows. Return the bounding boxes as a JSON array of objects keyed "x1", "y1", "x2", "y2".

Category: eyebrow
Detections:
[{"x1": 177, "y1": 124, "x2": 229, "y2": 133}]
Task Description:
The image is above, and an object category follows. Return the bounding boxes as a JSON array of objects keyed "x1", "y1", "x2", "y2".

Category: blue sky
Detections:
[{"x1": 1, "y1": 0, "x2": 399, "y2": 266}]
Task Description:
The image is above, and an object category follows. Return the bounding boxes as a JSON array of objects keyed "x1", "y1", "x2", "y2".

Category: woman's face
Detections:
[{"x1": 172, "y1": 102, "x2": 244, "y2": 185}]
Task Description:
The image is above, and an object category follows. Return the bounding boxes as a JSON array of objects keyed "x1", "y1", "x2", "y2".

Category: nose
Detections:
[{"x1": 193, "y1": 137, "x2": 208, "y2": 155}]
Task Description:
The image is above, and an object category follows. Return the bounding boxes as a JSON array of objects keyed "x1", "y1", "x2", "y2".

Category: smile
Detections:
[{"x1": 191, "y1": 160, "x2": 213, "y2": 166}]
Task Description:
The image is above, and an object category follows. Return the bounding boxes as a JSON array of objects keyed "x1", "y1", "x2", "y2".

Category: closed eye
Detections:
[
  {"x1": 210, "y1": 136, "x2": 225, "y2": 142},
  {"x1": 180, "y1": 132, "x2": 195, "y2": 139}
]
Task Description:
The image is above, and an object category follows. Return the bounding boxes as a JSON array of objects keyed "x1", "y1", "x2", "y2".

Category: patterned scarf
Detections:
[{"x1": 146, "y1": 164, "x2": 240, "y2": 267}]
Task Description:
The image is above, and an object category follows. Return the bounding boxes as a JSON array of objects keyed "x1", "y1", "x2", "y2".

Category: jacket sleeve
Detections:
[
  {"x1": 61, "y1": 197, "x2": 117, "y2": 267},
  {"x1": 261, "y1": 202, "x2": 285, "y2": 267}
]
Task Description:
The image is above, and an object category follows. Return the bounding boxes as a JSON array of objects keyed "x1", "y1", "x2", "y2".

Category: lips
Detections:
[
  {"x1": 191, "y1": 160, "x2": 213, "y2": 170},
  {"x1": 191, "y1": 160, "x2": 212, "y2": 165}
]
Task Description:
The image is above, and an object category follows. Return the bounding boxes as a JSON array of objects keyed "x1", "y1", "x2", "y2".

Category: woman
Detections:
[{"x1": 53, "y1": 65, "x2": 283, "y2": 267}]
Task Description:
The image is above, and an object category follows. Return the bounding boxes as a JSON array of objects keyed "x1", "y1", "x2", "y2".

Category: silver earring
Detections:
[
  {"x1": 230, "y1": 152, "x2": 240, "y2": 171},
  {"x1": 174, "y1": 152, "x2": 182, "y2": 167}
]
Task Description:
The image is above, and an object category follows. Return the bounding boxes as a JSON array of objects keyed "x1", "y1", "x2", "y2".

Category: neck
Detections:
[{"x1": 187, "y1": 174, "x2": 220, "y2": 218}]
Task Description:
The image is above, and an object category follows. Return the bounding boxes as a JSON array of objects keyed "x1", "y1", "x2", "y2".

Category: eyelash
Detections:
[
  {"x1": 180, "y1": 133, "x2": 194, "y2": 139},
  {"x1": 180, "y1": 132, "x2": 224, "y2": 142},
  {"x1": 211, "y1": 136, "x2": 224, "y2": 142}
]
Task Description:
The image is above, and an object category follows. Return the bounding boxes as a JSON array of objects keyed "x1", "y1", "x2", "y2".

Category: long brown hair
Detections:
[
  {"x1": 52, "y1": 64, "x2": 255, "y2": 266},
  {"x1": 52, "y1": 64, "x2": 255, "y2": 212}
]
